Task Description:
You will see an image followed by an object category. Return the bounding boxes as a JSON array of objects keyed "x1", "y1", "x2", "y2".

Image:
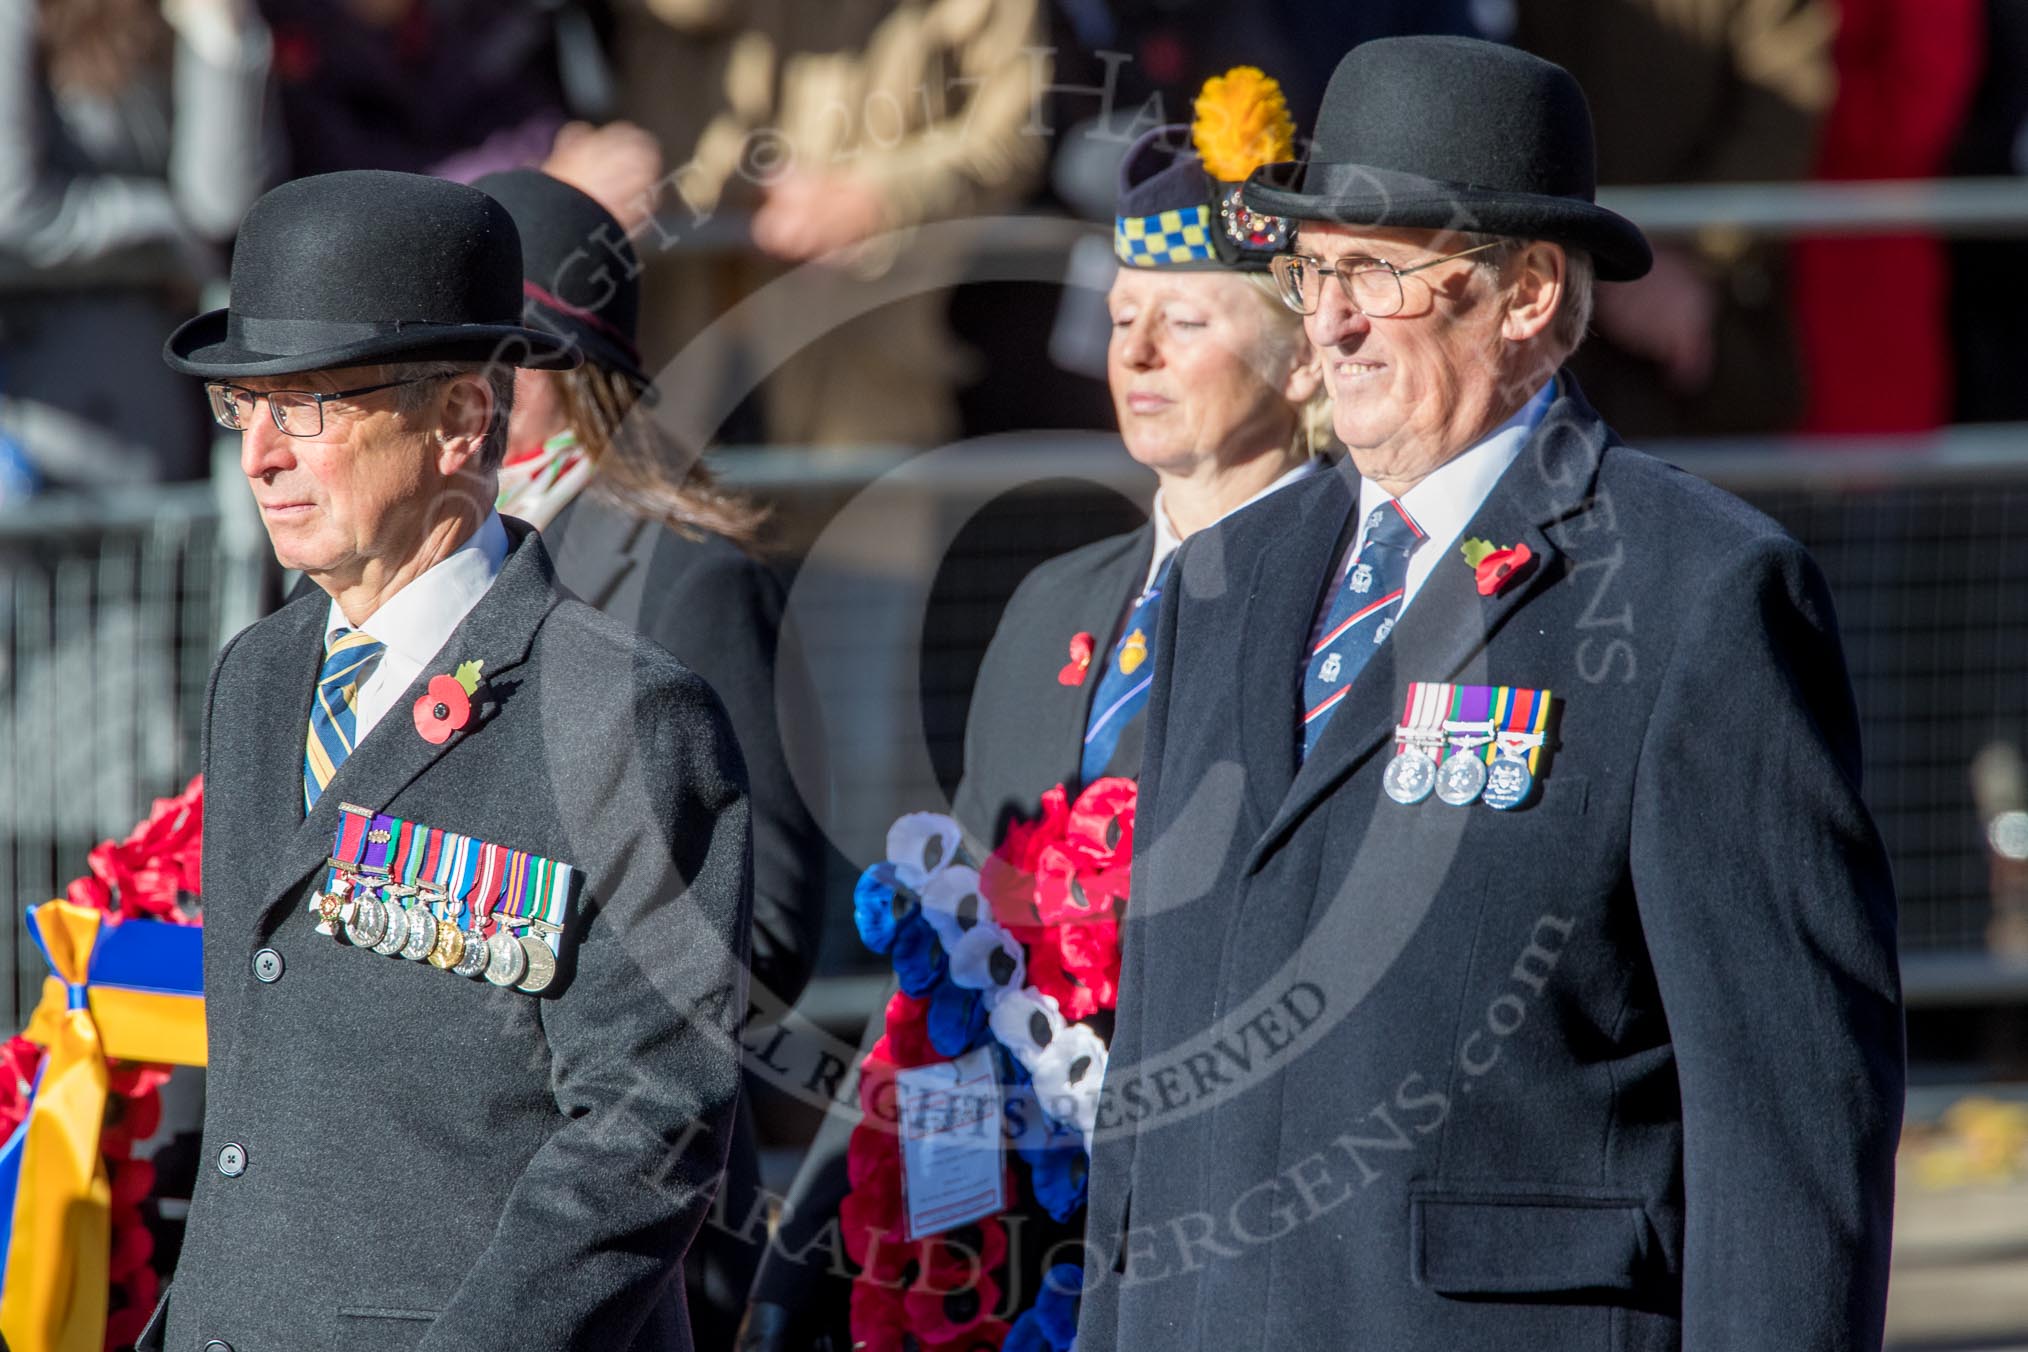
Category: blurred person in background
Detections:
[
  {"x1": 1794, "y1": 0, "x2": 1983, "y2": 434},
  {"x1": 0, "y1": 0, "x2": 272, "y2": 489},
  {"x1": 1948, "y1": 0, "x2": 2028, "y2": 422},
  {"x1": 737, "y1": 69, "x2": 1327, "y2": 1352},
  {"x1": 1511, "y1": 0, "x2": 1835, "y2": 438},
  {"x1": 255, "y1": 0, "x2": 602, "y2": 182},
  {"x1": 478, "y1": 164, "x2": 828, "y2": 1352},
  {"x1": 608, "y1": 0, "x2": 1048, "y2": 449}
]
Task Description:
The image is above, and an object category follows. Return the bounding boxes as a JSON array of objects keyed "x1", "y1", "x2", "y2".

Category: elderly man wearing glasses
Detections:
[
  {"x1": 148, "y1": 170, "x2": 754, "y2": 1352},
  {"x1": 1078, "y1": 36, "x2": 1903, "y2": 1352}
]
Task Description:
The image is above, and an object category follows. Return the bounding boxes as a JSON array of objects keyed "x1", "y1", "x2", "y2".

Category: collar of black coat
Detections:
[
  {"x1": 538, "y1": 492, "x2": 656, "y2": 612},
  {"x1": 1205, "y1": 375, "x2": 1612, "y2": 873},
  {"x1": 213, "y1": 517, "x2": 563, "y2": 930}
]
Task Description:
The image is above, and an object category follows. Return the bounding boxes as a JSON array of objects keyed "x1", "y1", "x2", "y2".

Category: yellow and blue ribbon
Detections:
[{"x1": 1, "y1": 902, "x2": 204, "y2": 1352}]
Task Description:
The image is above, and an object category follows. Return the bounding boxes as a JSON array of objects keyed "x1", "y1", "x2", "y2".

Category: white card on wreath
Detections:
[{"x1": 897, "y1": 1047, "x2": 1005, "y2": 1240}]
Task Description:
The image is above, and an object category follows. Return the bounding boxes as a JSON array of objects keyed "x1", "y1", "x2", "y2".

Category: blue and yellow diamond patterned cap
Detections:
[{"x1": 1113, "y1": 67, "x2": 1299, "y2": 272}]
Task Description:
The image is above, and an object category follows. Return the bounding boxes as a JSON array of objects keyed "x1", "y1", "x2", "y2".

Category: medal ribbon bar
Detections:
[
  {"x1": 1444, "y1": 684, "x2": 1495, "y2": 757},
  {"x1": 1491, "y1": 686, "x2": 1552, "y2": 770}
]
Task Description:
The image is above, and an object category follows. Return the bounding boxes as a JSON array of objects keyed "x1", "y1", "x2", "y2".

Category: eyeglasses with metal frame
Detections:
[
  {"x1": 1268, "y1": 240, "x2": 1507, "y2": 317},
  {"x1": 203, "y1": 375, "x2": 444, "y2": 438}
]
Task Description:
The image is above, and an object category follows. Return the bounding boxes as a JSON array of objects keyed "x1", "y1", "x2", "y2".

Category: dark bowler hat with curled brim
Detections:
[
  {"x1": 1240, "y1": 36, "x2": 1652, "y2": 282},
  {"x1": 471, "y1": 168, "x2": 654, "y2": 390},
  {"x1": 164, "y1": 170, "x2": 582, "y2": 378}
]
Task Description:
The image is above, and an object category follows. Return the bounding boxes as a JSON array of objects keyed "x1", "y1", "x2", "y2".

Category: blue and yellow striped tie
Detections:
[{"x1": 304, "y1": 628, "x2": 385, "y2": 811}]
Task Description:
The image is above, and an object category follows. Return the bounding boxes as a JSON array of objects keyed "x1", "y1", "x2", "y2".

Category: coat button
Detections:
[
  {"x1": 252, "y1": 948, "x2": 284, "y2": 983},
  {"x1": 216, "y1": 1142, "x2": 247, "y2": 1177},
  {"x1": 203, "y1": 1342, "x2": 233, "y2": 1352}
]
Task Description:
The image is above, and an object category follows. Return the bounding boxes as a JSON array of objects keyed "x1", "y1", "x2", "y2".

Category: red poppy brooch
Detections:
[
  {"x1": 1461, "y1": 538, "x2": 1536, "y2": 597},
  {"x1": 414, "y1": 659, "x2": 484, "y2": 744},
  {"x1": 1058, "y1": 632, "x2": 1096, "y2": 686}
]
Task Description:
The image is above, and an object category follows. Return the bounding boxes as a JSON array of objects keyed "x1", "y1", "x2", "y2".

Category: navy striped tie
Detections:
[
  {"x1": 1300, "y1": 501, "x2": 1426, "y2": 758},
  {"x1": 1081, "y1": 556, "x2": 1173, "y2": 785},
  {"x1": 304, "y1": 628, "x2": 385, "y2": 810}
]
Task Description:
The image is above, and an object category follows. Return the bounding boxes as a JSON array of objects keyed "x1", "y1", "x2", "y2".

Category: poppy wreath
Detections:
[
  {"x1": 4, "y1": 775, "x2": 203, "y2": 1351},
  {"x1": 844, "y1": 779, "x2": 1137, "y2": 1349}
]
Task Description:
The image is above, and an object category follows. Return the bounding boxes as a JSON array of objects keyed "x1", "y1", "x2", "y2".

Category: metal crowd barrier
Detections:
[
  {"x1": 0, "y1": 476, "x2": 269, "y2": 1025},
  {"x1": 2, "y1": 430, "x2": 2026, "y2": 1027},
  {"x1": 714, "y1": 430, "x2": 2028, "y2": 1016}
]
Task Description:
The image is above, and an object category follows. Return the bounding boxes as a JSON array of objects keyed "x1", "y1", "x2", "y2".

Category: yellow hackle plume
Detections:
[{"x1": 1191, "y1": 67, "x2": 1296, "y2": 183}]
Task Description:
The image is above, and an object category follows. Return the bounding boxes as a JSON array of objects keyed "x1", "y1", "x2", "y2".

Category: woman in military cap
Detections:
[{"x1": 739, "y1": 68, "x2": 1330, "y2": 1352}]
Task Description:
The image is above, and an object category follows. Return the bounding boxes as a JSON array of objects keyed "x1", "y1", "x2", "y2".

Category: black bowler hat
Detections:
[
  {"x1": 1240, "y1": 37, "x2": 1652, "y2": 281},
  {"x1": 472, "y1": 169, "x2": 654, "y2": 390},
  {"x1": 164, "y1": 170, "x2": 581, "y2": 377},
  {"x1": 1115, "y1": 67, "x2": 1299, "y2": 273}
]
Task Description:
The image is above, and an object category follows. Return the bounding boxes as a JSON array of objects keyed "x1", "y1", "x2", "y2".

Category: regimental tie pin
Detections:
[{"x1": 1118, "y1": 629, "x2": 1148, "y2": 676}]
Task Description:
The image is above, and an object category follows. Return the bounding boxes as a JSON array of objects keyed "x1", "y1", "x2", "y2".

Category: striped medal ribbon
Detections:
[
  {"x1": 1484, "y1": 687, "x2": 1553, "y2": 811},
  {"x1": 1437, "y1": 685, "x2": 1497, "y2": 807},
  {"x1": 1383, "y1": 682, "x2": 1450, "y2": 805}
]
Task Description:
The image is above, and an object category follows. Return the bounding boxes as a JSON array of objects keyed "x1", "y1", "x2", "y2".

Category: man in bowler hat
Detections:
[
  {"x1": 1080, "y1": 37, "x2": 1902, "y2": 1352},
  {"x1": 149, "y1": 170, "x2": 754, "y2": 1352}
]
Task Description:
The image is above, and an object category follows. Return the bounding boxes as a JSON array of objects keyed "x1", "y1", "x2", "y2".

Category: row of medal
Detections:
[
  {"x1": 308, "y1": 802, "x2": 576, "y2": 995},
  {"x1": 1382, "y1": 682, "x2": 1553, "y2": 810}
]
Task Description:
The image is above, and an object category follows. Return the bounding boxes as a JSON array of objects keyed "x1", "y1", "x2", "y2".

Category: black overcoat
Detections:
[
  {"x1": 158, "y1": 523, "x2": 754, "y2": 1352},
  {"x1": 744, "y1": 525, "x2": 1157, "y2": 1342},
  {"x1": 1079, "y1": 385, "x2": 1904, "y2": 1352}
]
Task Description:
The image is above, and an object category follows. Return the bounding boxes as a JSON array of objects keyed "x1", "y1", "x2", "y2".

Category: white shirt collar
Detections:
[
  {"x1": 323, "y1": 512, "x2": 509, "y2": 665},
  {"x1": 1349, "y1": 381, "x2": 1554, "y2": 608},
  {"x1": 1147, "y1": 457, "x2": 1322, "y2": 593}
]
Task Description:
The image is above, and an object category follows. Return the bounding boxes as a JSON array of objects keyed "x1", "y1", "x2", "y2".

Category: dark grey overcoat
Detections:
[
  {"x1": 154, "y1": 521, "x2": 754, "y2": 1352},
  {"x1": 543, "y1": 491, "x2": 825, "y2": 1009},
  {"x1": 1079, "y1": 385, "x2": 1905, "y2": 1352},
  {"x1": 539, "y1": 490, "x2": 828, "y2": 1351}
]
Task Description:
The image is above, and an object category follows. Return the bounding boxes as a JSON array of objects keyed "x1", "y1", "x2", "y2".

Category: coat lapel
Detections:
[
  {"x1": 541, "y1": 495, "x2": 650, "y2": 610},
  {"x1": 1244, "y1": 389, "x2": 1610, "y2": 873},
  {"x1": 1052, "y1": 527, "x2": 1154, "y2": 781},
  {"x1": 250, "y1": 523, "x2": 563, "y2": 928},
  {"x1": 213, "y1": 594, "x2": 326, "y2": 905},
  {"x1": 1232, "y1": 470, "x2": 1357, "y2": 829}
]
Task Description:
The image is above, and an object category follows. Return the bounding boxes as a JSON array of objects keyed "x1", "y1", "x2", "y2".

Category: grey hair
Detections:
[
  {"x1": 1459, "y1": 233, "x2": 1594, "y2": 362},
  {"x1": 384, "y1": 360, "x2": 516, "y2": 471},
  {"x1": 1241, "y1": 271, "x2": 1337, "y2": 456}
]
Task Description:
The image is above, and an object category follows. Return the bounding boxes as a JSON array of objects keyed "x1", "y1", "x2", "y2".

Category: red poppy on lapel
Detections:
[
  {"x1": 1059, "y1": 632, "x2": 1096, "y2": 686},
  {"x1": 414, "y1": 676, "x2": 472, "y2": 744},
  {"x1": 414, "y1": 659, "x2": 484, "y2": 744},
  {"x1": 1463, "y1": 539, "x2": 1536, "y2": 596}
]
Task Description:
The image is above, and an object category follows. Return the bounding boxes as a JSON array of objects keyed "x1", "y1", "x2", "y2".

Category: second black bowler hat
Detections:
[
  {"x1": 1241, "y1": 36, "x2": 1652, "y2": 282},
  {"x1": 164, "y1": 170, "x2": 582, "y2": 377},
  {"x1": 472, "y1": 168, "x2": 653, "y2": 390}
]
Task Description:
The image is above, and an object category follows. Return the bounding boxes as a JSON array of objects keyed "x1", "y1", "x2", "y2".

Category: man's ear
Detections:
[
  {"x1": 1501, "y1": 242, "x2": 1566, "y2": 344},
  {"x1": 435, "y1": 372, "x2": 496, "y2": 476}
]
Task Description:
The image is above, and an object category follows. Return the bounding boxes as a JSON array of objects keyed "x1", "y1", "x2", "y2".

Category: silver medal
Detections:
[
  {"x1": 344, "y1": 895, "x2": 389, "y2": 948},
  {"x1": 1382, "y1": 746, "x2": 1438, "y2": 805},
  {"x1": 1436, "y1": 751, "x2": 1488, "y2": 807},
  {"x1": 484, "y1": 930, "x2": 529, "y2": 987},
  {"x1": 372, "y1": 896, "x2": 411, "y2": 955},
  {"x1": 452, "y1": 928, "x2": 492, "y2": 978},
  {"x1": 400, "y1": 904, "x2": 438, "y2": 960},
  {"x1": 516, "y1": 934, "x2": 558, "y2": 994},
  {"x1": 1481, "y1": 755, "x2": 1536, "y2": 811}
]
